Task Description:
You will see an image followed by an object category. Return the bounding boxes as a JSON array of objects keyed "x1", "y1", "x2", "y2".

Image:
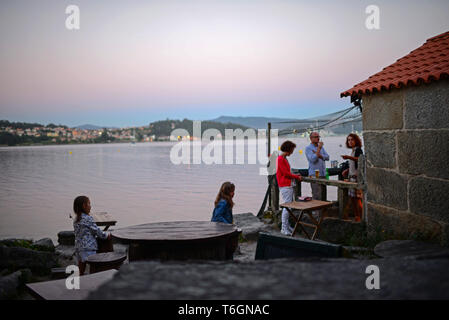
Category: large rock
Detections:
[
  {"x1": 374, "y1": 240, "x2": 449, "y2": 259},
  {"x1": 367, "y1": 202, "x2": 443, "y2": 244},
  {"x1": 0, "y1": 269, "x2": 32, "y2": 299},
  {"x1": 33, "y1": 238, "x2": 55, "y2": 252},
  {"x1": 0, "y1": 245, "x2": 57, "y2": 275},
  {"x1": 233, "y1": 213, "x2": 272, "y2": 241},
  {"x1": 57, "y1": 231, "x2": 75, "y2": 246},
  {"x1": 87, "y1": 258, "x2": 449, "y2": 299},
  {"x1": 317, "y1": 217, "x2": 366, "y2": 244}
]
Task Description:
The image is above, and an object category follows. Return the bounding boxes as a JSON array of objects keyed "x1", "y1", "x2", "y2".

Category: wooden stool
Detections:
[{"x1": 86, "y1": 252, "x2": 126, "y2": 274}]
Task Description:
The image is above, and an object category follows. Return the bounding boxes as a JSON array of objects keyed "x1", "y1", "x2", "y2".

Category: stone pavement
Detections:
[{"x1": 87, "y1": 257, "x2": 449, "y2": 299}]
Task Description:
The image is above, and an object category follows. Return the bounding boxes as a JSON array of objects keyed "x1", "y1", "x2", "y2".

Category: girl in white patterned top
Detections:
[{"x1": 73, "y1": 196, "x2": 110, "y2": 275}]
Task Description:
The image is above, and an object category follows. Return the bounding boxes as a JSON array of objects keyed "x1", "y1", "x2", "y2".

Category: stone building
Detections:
[{"x1": 341, "y1": 31, "x2": 449, "y2": 246}]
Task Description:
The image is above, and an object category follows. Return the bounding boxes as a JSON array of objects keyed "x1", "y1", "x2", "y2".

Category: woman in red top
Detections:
[{"x1": 276, "y1": 140, "x2": 302, "y2": 235}]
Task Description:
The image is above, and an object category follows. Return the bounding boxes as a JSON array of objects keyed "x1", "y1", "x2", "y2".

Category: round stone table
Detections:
[{"x1": 112, "y1": 221, "x2": 240, "y2": 261}]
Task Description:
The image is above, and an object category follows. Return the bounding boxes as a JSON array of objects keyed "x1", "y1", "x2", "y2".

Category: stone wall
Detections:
[{"x1": 362, "y1": 79, "x2": 449, "y2": 246}]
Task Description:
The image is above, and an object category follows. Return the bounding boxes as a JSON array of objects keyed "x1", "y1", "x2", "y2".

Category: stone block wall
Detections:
[{"x1": 362, "y1": 79, "x2": 449, "y2": 246}]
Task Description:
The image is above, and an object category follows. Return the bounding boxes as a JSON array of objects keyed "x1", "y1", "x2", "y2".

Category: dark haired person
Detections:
[
  {"x1": 211, "y1": 182, "x2": 235, "y2": 224},
  {"x1": 276, "y1": 140, "x2": 302, "y2": 235},
  {"x1": 73, "y1": 195, "x2": 111, "y2": 275},
  {"x1": 305, "y1": 132, "x2": 330, "y2": 216},
  {"x1": 341, "y1": 133, "x2": 363, "y2": 222}
]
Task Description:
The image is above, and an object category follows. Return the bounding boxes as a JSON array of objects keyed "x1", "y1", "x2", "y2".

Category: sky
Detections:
[{"x1": 1, "y1": 0, "x2": 448, "y2": 127}]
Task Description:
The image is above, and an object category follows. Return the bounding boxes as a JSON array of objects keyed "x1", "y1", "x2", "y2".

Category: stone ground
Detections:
[
  {"x1": 6, "y1": 213, "x2": 449, "y2": 300},
  {"x1": 88, "y1": 257, "x2": 449, "y2": 299},
  {"x1": 87, "y1": 216, "x2": 449, "y2": 299}
]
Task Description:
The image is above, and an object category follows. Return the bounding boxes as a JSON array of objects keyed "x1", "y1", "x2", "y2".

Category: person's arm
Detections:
[
  {"x1": 278, "y1": 157, "x2": 301, "y2": 180},
  {"x1": 322, "y1": 147, "x2": 330, "y2": 161},
  {"x1": 225, "y1": 205, "x2": 233, "y2": 224},
  {"x1": 306, "y1": 146, "x2": 319, "y2": 163},
  {"x1": 342, "y1": 155, "x2": 358, "y2": 161},
  {"x1": 212, "y1": 201, "x2": 228, "y2": 223},
  {"x1": 315, "y1": 142, "x2": 324, "y2": 159},
  {"x1": 84, "y1": 216, "x2": 108, "y2": 239}
]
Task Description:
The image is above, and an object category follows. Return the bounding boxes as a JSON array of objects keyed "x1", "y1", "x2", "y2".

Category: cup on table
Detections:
[{"x1": 315, "y1": 170, "x2": 320, "y2": 178}]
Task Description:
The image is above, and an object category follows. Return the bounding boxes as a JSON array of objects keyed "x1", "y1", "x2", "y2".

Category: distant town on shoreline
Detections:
[{"x1": 0, "y1": 116, "x2": 362, "y2": 146}]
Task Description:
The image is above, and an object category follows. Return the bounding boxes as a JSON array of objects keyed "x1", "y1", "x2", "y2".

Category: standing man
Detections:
[{"x1": 305, "y1": 132, "x2": 330, "y2": 205}]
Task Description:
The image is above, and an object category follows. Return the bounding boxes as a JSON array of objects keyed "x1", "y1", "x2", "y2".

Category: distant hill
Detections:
[
  {"x1": 148, "y1": 119, "x2": 250, "y2": 137},
  {"x1": 209, "y1": 116, "x2": 300, "y2": 130},
  {"x1": 74, "y1": 124, "x2": 105, "y2": 130}
]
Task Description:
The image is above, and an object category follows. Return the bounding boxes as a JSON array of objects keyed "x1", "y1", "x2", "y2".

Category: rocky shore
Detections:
[{"x1": 1, "y1": 212, "x2": 449, "y2": 299}]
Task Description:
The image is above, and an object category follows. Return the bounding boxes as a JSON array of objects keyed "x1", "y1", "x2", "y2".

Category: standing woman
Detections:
[
  {"x1": 276, "y1": 141, "x2": 302, "y2": 235},
  {"x1": 341, "y1": 133, "x2": 364, "y2": 222}
]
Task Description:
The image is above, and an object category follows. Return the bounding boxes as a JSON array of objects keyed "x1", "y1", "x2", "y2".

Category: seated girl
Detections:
[
  {"x1": 73, "y1": 195, "x2": 111, "y2": 275},
  {"x1": 211, "y1": 182, "x2": 235, "y2": 224}
]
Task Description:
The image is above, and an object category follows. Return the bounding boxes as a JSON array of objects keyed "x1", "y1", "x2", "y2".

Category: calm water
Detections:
[{"x1": 0, "y1": 137, "x2": 355, "y2": 241}]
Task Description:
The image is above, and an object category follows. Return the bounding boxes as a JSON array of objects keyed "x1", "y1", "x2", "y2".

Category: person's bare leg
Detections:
[
  {"x1": 78, "y1": 261, "x2": 86, "y2": 276},
  {"x1": 351, "y1": 197, "x2": 362, "y2": 222},
  {"x1": 356, "y1": 198, "x2": 363, "y2": 221}
]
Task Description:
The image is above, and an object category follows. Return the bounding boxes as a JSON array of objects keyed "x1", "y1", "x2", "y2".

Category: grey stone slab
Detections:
[
  {"x1": 374, "y1": 240, "x2": 449, "y2": 259},
  {"x1": 404, "y1": 79, "x2": 449, "y2": 129},
  {"x1": 363, "y1": 132, "x2": 396, "y2": 169},
  {"x1": 87, "y1": 258, "x2": 449, "y2": 299},
  {"x1": 362, "y1": 90, "x2": 403, "y2": 130},
  {"x1": 366, "y1": 167, "x2": 408, "y2": 210},
  {"x1": 233, "y1": 213, "x2": 272, "y2": 241},
  {"x1": 397, "y1": 130, "x2": 449, "y2": 179},
  {"x1": 409, "y1": 176, "x2": 449, "y2": 223}
]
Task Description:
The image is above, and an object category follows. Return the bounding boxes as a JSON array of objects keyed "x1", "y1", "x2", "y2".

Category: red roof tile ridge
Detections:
[
  {"x1": 341, "y1": 30, "x2": 449, "y2": 98},
  {"x1": 426, "y1": 31, "x2": 449, "y2": 42}
]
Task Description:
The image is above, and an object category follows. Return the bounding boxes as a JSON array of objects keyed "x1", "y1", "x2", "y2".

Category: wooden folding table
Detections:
[{"x1": 280, "y1": 200, "x2": 333, "y2": 240}]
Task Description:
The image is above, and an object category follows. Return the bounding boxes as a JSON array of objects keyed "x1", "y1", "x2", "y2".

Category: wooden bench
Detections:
[
  {"x1": 86, "y1": 252, "x2": 127, "y2": 274},
  {"x1": 255, "y1": 232, "x2": 343, "y2": 260},
  {"x1": 26, "y1": 269, "x2": 117, "y2": 300}
]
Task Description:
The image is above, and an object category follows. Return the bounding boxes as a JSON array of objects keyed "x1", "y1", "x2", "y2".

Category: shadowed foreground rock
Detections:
[
  {"x1": 374, "y1": 240, "x2": 449, "y2": 259},
  {"x1": 88, "y1": 258, "x2": 449, "y2": 299},
  {"x1": 0, "y1": 245, "x2": 57, "y2": 275}
]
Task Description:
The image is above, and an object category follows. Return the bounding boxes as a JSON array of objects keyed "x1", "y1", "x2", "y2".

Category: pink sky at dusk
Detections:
[{"x1": 1, "y1": 0, "x2": 448, "y2": 126}]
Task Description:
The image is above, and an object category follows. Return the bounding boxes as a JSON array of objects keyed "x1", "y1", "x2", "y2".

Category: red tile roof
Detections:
[{"x1": 341, "y1": 31, "x2": 449, "y2": 98}]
